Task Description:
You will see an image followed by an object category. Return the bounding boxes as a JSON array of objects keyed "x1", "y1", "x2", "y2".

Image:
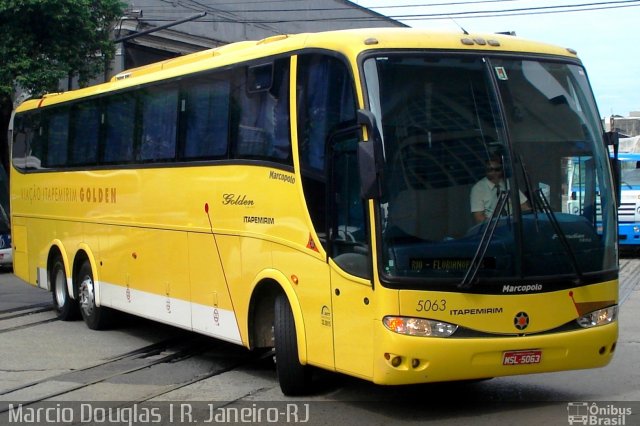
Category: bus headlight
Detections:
[
  {"x1": 383, "y1": 316, "x2": 458, "y2": 337},
  {"x1": 576, "y1": 306, "x2": 618, "y2": 328}
]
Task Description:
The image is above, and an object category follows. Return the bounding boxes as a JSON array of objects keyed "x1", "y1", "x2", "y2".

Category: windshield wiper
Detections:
[
  {"x1": 518, "y1": 157, "x2": 582, "y2": 284},
  {"x1": 459, "y1": 190, "x2": 509, "y2": 289},
  {"x1": 534, "y1": 188, "x2": 583, "y2": 284},
  {"x1": 518, "y1": 155, "x2": 540, "y2": 227}
]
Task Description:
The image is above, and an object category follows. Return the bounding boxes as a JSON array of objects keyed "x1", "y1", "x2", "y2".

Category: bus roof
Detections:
[{"x1": 15, "y1": 27, "x2": 580, "y2": 112}]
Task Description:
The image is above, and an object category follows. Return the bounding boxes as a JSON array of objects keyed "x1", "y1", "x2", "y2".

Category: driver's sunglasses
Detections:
[{"x1": 486, "y1": 166, "x2": 503, "y2": 172}]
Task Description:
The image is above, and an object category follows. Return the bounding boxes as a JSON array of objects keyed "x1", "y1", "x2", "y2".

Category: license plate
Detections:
[{"x1": 502, "y1": 350, "x2": 542, "y2": 365}]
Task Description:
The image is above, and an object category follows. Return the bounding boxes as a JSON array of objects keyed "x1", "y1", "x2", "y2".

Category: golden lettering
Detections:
[{"x1": 22, "y1": 186, "x2": 116, "y2": 204}]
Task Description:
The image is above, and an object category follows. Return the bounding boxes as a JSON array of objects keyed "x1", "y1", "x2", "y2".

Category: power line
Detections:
[
  {"x1": 400, "y1": 2, "x2": 640, "y2": 19},
  {"x1": 387, "y1": 0, "x2": 640, "y2": 19},
  {"x1": 163, "y1": 0, "x2": 522, "y2": 13},
  {"x1": 139, "y1": 1, "x2": 640, "y2": 24},
  {"x1": 364, "y1": 0, "x2": 521, "y2": 9}
]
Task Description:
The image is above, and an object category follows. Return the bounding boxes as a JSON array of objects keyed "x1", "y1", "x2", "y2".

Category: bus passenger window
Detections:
[
  {"x1": 139, "y1": 86, "x2": 178, "y2": 162},
  {"x1": 70, "y1": 101, "x2": 100, "y2": 166},
  {"x1": 103, "y1": 95, "x2": 135, "y2": 163},
  {"x1": 234, "y1": 58, "x2": 291, "y2": 163},
  {"x1": 12, "y1": 114, "x2": 43, "y2": 170},
  {"x1": 183, "y1": 77, "x2": 230, "y2": 159},
  {"x1": 47, "y1": 109, "x2": 70, "y2": 167}
]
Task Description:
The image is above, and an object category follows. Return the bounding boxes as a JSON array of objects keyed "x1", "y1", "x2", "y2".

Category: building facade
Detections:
[
  {"x1": 607, "y1": 112, "x2": 640, "y2": 137},
  {"x1": 108, "y1": 0, "x2": 404, "y2": 79}
]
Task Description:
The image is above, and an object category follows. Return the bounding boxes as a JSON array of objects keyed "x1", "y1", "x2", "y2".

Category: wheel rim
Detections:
[
  {"x1": 54, "y1": 269, "x2": 67, "y2": 308},
  {"x1": 78, "y1": 275, "x2": 95, "y2": 317}
]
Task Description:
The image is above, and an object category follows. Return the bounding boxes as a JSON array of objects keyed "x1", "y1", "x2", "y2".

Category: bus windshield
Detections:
[{"x1": 364, "y1": 54, "x2": 617, "y2": 290}]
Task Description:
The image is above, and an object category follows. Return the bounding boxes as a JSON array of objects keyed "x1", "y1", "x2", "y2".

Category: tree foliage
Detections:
[
  {"x1": 0, "y1": 0, "x2": 125, "y2": 174},
  {"x1": 0, "y1": 0, "x2": 125, "y2": 98}
]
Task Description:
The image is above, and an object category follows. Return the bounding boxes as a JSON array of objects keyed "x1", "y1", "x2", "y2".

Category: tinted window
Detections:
[
  {"x1": 234, "y1": 58, "x2": 291, "y2": 163},
  {"x1": 139, "y1": 86, "x2": 178, "y2": 162},
  {"x1": 104, "y1": 94, "x2": 135, "y2": 163},
  {"x1": 183, "y1": 76, "x2": 230, "y2": 159},
  {"x1": 70, "y1": 101, "x2": 101, "y2": 166},
  {"x1": 47, "y1": 109, "x2": 70, "y2": 167},
  {"x1": 297, "y1": 55, "x2": 356, "y2": 174},
  {"x1": 12, "y1": 113, "x2": 44, "y2": 170},
  {"x1": 296, "y1": 54, "x2": 357, "y2": 246}
]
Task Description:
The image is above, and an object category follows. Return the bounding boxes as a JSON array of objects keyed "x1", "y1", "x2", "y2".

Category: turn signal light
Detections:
[{"x1": 383, "y1": 316, "x2": 457, "y2": 337}]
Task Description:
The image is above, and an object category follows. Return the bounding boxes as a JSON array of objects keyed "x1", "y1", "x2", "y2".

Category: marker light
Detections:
[
  {"x1": 576, "y1": 306, "x2": 618, "y2": 328},
  {"x1": 383, "y1": 316, "x2": 458, "y2": 337}
]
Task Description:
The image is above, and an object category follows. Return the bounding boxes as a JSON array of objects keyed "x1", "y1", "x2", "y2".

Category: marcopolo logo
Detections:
[
  {"x1": 502, "y1": 284, "x2": 543, "y2": 293},
  {"x1": 567, "y1": 402, "x2": 632, "y2": 425}
]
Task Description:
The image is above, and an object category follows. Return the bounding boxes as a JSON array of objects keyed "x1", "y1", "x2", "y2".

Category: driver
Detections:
[{"x1": 470, "y1": 156, "x2": 529, "y2": 223}]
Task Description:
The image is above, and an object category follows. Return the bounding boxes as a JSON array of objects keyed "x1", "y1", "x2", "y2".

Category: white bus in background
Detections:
[{"x1": 615, "y1": 136, "x2": 640, "y2": 247}]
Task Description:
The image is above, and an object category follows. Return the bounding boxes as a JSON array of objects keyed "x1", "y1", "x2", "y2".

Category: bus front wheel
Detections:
[
  {"x1": 274, "y1": 293, "x2": 311, "y2": 396},
  {"x1": 77, "y1": 260, "x2": 112, "y2": 330},
  {"x1": 50, "y1": 257, "x2": 79, "y2": 321}
]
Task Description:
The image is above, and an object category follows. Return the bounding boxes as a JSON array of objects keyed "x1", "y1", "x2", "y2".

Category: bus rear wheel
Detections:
[
  {"x1": 274, "y1": 293, "x2": 311, "y2": 396},
  {"x1": 50, "y1": 257, "x2": 79, "y2": 320},
  {"x1": 77, "y1": 260, "x2": 112, "y2": 330}
]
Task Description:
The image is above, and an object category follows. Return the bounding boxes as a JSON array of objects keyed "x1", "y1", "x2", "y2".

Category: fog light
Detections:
[
  {"x1": 576, "y1": 306, "x2": 618, "y2": 328},
  {"x1": 391, "y1": 356, "x2": 402, "y2": 367},
  {"x1": 383, "y1": 316, "x2": 457, "y2": 337}
]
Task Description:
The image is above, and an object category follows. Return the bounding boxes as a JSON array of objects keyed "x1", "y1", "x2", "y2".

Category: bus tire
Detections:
[
  {"x1": 77, "y1": 260, "x2": 112, "y2": 330},
  {"x1": 50, "y1": 257, "x2": 79, "y2": 321},
  {"x1": 274, "y1": 292, "x2": 311, "y2": 396}
]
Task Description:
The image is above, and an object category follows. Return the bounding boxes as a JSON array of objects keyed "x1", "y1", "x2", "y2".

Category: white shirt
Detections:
[{"x1": 470, "y1": 177, "x2": 527, "y2": 218}]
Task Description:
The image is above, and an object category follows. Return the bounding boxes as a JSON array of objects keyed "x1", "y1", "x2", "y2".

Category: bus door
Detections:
[
  {"x1": 296, "y1": 53, "x2": 373, "y2": 377},
  {"x1": 328, "y1": 128, "x2": 374, "y2": 379}
]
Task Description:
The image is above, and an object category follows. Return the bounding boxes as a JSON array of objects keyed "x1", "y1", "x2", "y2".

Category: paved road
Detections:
[{"x1": 0, "y1": 259, "x2": 638, "y2": 426}]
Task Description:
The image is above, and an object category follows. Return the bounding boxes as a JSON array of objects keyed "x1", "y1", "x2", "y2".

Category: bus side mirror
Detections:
[
  {"x1": 358, "y1": 141, "x2": 378, "y2": 199},
  {"x1": 356, "y1": 109, "x2": 383, "y2": 200}
]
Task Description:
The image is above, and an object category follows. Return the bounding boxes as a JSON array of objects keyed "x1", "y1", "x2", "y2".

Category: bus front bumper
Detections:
[
  {"x1": 371, "y1": 321, "x2": 618, "y2": 385},
  {"x1": 618, "y1": 223, "x2": 640, "y2": 245}
]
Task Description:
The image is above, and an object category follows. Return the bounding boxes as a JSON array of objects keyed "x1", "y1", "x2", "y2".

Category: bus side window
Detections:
[
  {"x1": 297, "y1": 53, "x2": 358, "y2": 252},
  {"x1": 330, "y1": 132, "x2": 370, "y2": 278},
  {"x1": 103, "y1": 94, "x2": 136, "y2": 163},
  {"x1": 182, "y1": 75, "x2": 230, "y2": 159},
  {"x1": 12, "y1": 114, "x2": 30, "y2": 170},
  {"x1": 139, "y1": 85, "x2": 178, "y2": 162},
  {"x1": 70, "y1": 100, "x2": 100, "y2": 166},
  {"x1": 234, "y1": 58, "x2": 291, "y2": 163},
  {"x1": 46, "y1": 108, "x2": 70, "y2": 168}
]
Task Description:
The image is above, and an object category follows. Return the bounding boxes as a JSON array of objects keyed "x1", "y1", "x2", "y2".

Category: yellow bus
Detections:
[{"x1": 9, "y1": 28, "x2": 619, "y2": 395}]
